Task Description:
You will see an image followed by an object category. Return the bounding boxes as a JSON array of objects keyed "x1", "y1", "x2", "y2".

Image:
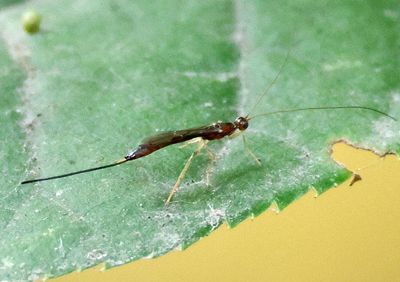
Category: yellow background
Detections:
[{"x1": 51, "y1": 142, "x2": 400, "y2": 282}]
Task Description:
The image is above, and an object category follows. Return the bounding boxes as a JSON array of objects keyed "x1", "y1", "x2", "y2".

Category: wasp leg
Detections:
[
  {"x1": 178, "y1": 137, "x2": 203, "y2": 148},
  {"x1": 228, "y1": 129, "x2": 242, "y2": 139},
  {"x1": 242, "y1": 135, "x2": 261, "y2": 166},
  {"x1": 165, "y1": 138, "x2": 208, "y2": 205},
  {"x1": 205, "y1": 147, "x2": 217, "y2": 186}
]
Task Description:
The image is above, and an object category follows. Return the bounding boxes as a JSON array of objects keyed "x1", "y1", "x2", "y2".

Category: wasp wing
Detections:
[{"x1": 141, "y1": 124, "x2": 216, "y2": 147}]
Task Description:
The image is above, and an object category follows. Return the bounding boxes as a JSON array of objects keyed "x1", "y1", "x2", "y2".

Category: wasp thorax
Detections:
[{"x1": 234, "y1": 116, "x2": 249, "y2": 131}]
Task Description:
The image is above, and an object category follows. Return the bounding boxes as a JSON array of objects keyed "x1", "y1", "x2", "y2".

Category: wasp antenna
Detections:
[
  {"x1": 248, "y1": 106, "x2": 397, "y2": 121},
  {"x1": 247, "y1": 45, "x2": 294, "y2": 116}
]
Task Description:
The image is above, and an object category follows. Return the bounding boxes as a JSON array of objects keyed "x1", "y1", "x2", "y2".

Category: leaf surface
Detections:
[{"x1": 0, "y1": 0, "x2": 399, "y2": 280}]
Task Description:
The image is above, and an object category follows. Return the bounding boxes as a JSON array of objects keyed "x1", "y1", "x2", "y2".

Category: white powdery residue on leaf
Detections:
[
  {"x1": 110, "y1": 260, "x2": 125, "y2": 267},
  {"x1": 371, "y1": 119, "x2": 400, "y2": 148},
  {"x1": 0, "y1": 24, "x2": 38, "y2": 134},
  {"x1": 142, "y1": 211, "x2": 183, "y2": 253},
  {"x1": 215, "y1": 72, "x2": 238, "y2": 82},
  {"x1": 322, "y1": 60, "x2": 362, "y2": 72},
  {"x1": 203, "y1": 101, "x2": 214, "y2": 108},
  {"x1": 233, "y1": 0, "x2": 252, "y2": 117},
  {"x1": 143, "y1": 251, "x2": 156, "y2": 259},
  {"x1": 374, "y1": 120, "x2": 396, "y2": 139},
  {"x1": 211, "y1": 139, "x2": 235, "y2": 170},
  {"x1": 27, "y1": 267, "x2": 45, "y2": 281},
  {"x1": 154, "y1": 231, "x2": 181, "y2": 252},
  {"x1": 367, "y1": 91, "x2": 400, "y2": 151},
  {"x1": 232, "y1": 5, "x2": 244, "y2": 47},
  {"x1": 383, "y1": 9, "x2": 399, "y2": 20},
  {"x1": 392, "y1": 93, "x2": 400, "y2": 103},
  {"x1": 264, "y1": 153, "x2": 321, "y2": 196},
  {"x1": 277, "y1": 129, "x2": 319, "y2": 162},
  {"x1": 0, "y1": 18, "x2": 31, "y2": 68},
  {"x1": 205, "y1": 204, "x2": 226, "y2": 230},
  {"x1": 56, "y1": 238, "x2": 66, "y2": 258},
  {"x1": 0, "y1": 257, "x2": 14, "y2": 271},
  {"x1": 42, "y1": 228, "x2": 55, "y2": 236},
  {"x1": 217, "y1": 143, "x2": 231, "y2": 158},
  {"x1": 86, "y1": 249, "x2": 107, "y2": 262},
  {"x1": 0, "y1": 9, "x2": 49, "y2": 191},
  {"x1": 179, "y1": 71, "x2": 237, "y2": 82}
]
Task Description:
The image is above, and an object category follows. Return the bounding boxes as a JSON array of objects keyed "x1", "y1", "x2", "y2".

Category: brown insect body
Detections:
[
  {"x1": 21, "y1": 106, "x2": 395, "y2": 188},
  {"x1": 20, "y1": 41, "x2": 396, "y2": 200},
  {"x1": 126, "y1": 116, "x2": 249, "y2": 160}
]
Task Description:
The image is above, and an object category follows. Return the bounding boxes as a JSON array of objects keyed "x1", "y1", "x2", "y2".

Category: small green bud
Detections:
[{"x1": 22, "y1": 10, "x2": 41, "y2": 34}]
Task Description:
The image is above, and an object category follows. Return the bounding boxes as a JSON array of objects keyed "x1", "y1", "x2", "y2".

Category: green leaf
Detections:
[{"x1": 1, "y1": 0, "x2": 399, "y2": 280}]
